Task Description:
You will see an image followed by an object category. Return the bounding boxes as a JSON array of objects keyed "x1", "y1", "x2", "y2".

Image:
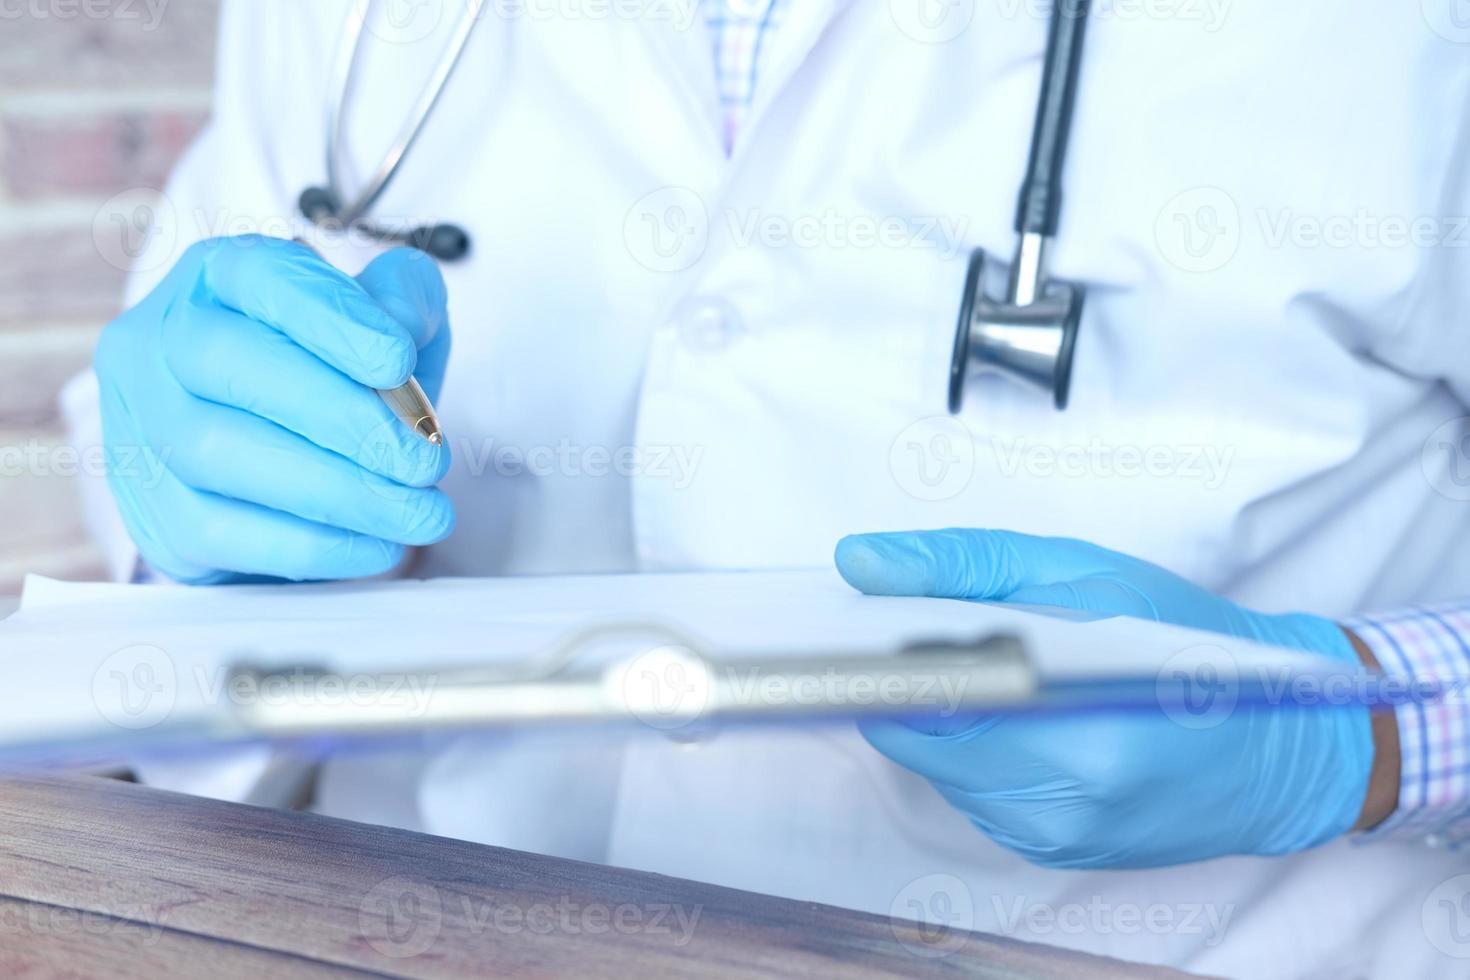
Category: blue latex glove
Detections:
[
  {"x1": 834, "y1": 528, "x2": 1373, "y2": 869},
  {"x1": 96, "y1": 236, "x2": 455, "y2": 584}
]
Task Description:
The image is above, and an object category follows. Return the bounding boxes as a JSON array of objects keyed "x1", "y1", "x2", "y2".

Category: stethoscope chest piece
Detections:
[
  {"x1": 948, "y1": 0, "x2": 1094, "y2": 414},
  {"x1": 949, "y1": 247, "x2": 1084, "y2": 412}
]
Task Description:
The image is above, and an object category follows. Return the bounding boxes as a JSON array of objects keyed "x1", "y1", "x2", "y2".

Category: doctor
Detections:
[{"x1": 67, "y1": 0, "x2": 1470, "y2": 976}]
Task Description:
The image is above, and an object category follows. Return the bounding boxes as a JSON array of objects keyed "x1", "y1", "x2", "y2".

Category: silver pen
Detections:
[{"x1": 379, "y1": 377, "x2": 443, "y2": 446}]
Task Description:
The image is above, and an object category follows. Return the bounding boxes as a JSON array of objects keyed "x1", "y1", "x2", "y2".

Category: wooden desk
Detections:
[{"x1": 0, "y1": 775, "x2": 1199, "y2": 978}]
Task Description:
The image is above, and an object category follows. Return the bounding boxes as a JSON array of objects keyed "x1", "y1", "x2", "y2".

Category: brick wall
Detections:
[{"x1": 0, "y1": 0, "x2": 219, "y2": 592}]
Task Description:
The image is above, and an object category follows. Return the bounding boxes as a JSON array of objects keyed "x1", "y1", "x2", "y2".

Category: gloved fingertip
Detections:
[
  {"x1": 370, "y1": 244, "x2": 443, "y2": 288},
  {"x1": 855, "y1": 716, "x2": 923, "y2": 758},
  {"x1": 411, "y1": 436, "x2": 453, "y2": 488},
  {"x1": 835, "y1": 533, "x2": 929, "y2": 597},
  {"x1": 357, "y1": 248, "x2": 449, "y2": 347},
  {"x1": 414, "y1": 491, "x2": 457, "y2": 545},
  {"x1": 345, "y1": 538, "x2": 406, "y2": 581},
  {"x1": 399, "y1": 246, "x2": 448, "y2": 307},
  {"x1": 360, "y1": 335, "x2": 418, "y2": 390}
]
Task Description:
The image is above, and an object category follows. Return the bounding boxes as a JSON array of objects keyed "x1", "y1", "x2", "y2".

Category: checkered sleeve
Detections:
[{"x1": 1348, "y1": 603, "x2": 1470, "y2": 846}]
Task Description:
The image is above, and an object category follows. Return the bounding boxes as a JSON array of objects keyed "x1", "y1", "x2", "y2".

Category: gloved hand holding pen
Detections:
[{"x1": 95, "y1": 235, "x2": 456, "y2": 584}]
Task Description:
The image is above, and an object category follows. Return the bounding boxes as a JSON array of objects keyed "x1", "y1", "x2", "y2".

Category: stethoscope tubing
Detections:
[{"x1": 325, "y1": 0, "x2": 488, "y2": 226}]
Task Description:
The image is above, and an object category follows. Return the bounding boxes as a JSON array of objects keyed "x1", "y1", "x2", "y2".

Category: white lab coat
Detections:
[{"x1": 61, "y1": 1, "x2": 1470, "y2": 976}]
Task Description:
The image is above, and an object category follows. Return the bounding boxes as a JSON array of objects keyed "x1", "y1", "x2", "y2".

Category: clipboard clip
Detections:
[{"x1": 223, "y1": 624, "x2": 1037, "y2": 739}]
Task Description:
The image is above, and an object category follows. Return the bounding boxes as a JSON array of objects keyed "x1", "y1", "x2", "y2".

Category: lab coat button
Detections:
[{"x1": 675, "y1": 296, "x2": 743, "y2": 352}]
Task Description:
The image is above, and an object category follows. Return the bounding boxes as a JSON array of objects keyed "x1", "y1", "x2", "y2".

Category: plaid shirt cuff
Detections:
[{"x1": 1348, "y1": 603, "x2": 1470, "y2": 846}]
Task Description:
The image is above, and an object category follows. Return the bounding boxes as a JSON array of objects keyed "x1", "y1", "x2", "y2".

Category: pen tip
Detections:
[{"x1": 413, "y1": 417, "x2": 444, "y2": 446}]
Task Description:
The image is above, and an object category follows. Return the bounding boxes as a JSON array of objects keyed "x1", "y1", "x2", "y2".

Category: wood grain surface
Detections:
[{"x1": 0, "y1": 774, "x2": 1201, "y2": 979}]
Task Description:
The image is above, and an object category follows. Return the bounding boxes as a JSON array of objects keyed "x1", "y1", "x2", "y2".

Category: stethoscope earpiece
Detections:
[
  {"x1": 297, "y1": 185, "x2": 471, "y2": 263},
  {"x1": 299, "y1": 186, "x2": 343, "y2": 228},
  {"x1": 406, "y1": 224, "x2": 471, "y2": 263}
]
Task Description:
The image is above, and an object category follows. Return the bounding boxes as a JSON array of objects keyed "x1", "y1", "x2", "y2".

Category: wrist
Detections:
[
  {"x1": 1344, "y1": 625, "x2": 1401, "y2": 831},
  {"x1": 1261, "y1": 610, "x2": 1361, "y2": 664},
  {"x1": 1242, "y1": 614, "x2": 1382, "y2": 852}
]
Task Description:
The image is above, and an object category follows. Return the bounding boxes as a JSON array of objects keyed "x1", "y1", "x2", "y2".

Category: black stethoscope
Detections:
[{"x1": 299, "y1": 0, "x2": 1094, "y2": 412}]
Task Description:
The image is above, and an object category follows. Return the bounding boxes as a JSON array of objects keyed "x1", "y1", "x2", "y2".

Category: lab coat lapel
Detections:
[
  {"x1": 639, "y1": 6, "x2": 726, "y2": 160},
  {"x1": 729, "y1": 0, "x2": 854, "y2": 165}
]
